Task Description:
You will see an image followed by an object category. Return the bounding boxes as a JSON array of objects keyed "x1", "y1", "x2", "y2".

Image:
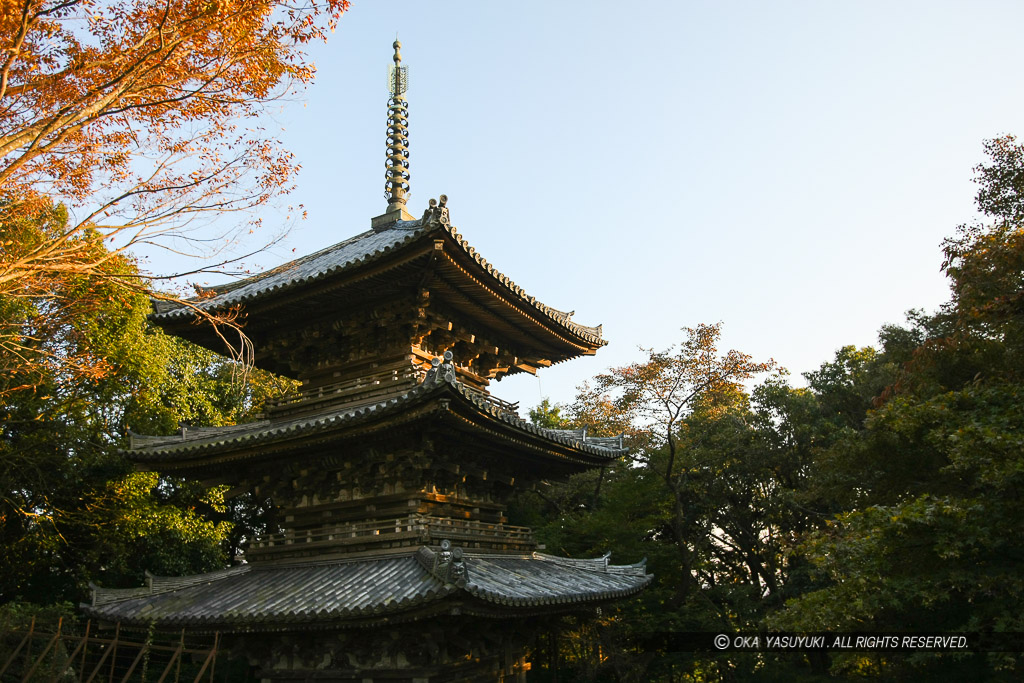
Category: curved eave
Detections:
[
  {"x1": 127, "y1": 370, "x2": 625, "y2": 474},
  {"x1": 128, "y1": 384, "x2": 444, "y2": 472},
  {"x1": 84, "y1": 550, "x2": 651, "y2": 632},
  {"x1": 463, "y1": 577, "x2": 651, "y2": 609},
  {"x1": 149, "y1": 223, "x2": 429, "y2": 324},
  {"x1": 149, "y1": 217, "x2": 606, "y2": 354},
  {"x1": 437, "y1": 225, "x2": 605, "y2": 349},
  {"x1": 82, "y1": 558, "x2": 459, "y2": 633},
  {"x1": 416, "y1": 547, "x2": 653, "y2": 611},
  {"x1": 442, "y1": 381, "x2": 624, "y2": 468}
]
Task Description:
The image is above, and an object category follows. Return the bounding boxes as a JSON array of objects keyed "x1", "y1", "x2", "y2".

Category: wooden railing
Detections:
[
  {"x1": 460, "y1": 385, "x2": 520, "y2": 417},
  {"x1": 263, "y1": 368, "x2": 522, "y2": 418},
  {"x1": 248, "y1": 515, "x2": 534, "y2": 551},
  {"x1": 263, "y1": 366, "x2": 420, "y2": 412}
]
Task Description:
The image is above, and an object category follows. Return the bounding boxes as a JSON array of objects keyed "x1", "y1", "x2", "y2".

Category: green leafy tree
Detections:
[
  {"x1": 528, "y1": 325, "x2": 807, "y2": 681},
  {"x1": 1, "y1": 201, "x2": 295, "y2": 604},
  {"x1": 771, "y1": 137, "x2": 1024, "y2": 680},
  {"x1": 527, "y1": 138, "x2": 1024, "y2": 681},
  {"x1": 528, "y1": 398, "x2": 571, "y2": 429},
  {"x1": 570, "y1": 324, "x2": 775, "y2": 607}
]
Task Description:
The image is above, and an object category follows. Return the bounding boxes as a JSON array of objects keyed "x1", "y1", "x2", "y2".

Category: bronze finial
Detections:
[{"x1": 385, "y1": 39, "x2": 410, "y2": 211}]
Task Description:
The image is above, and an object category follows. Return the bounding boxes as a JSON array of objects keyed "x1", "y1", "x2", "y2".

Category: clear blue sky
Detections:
[{"x1": 194, "y1": 1, "x2": 1024, "y2": 410}]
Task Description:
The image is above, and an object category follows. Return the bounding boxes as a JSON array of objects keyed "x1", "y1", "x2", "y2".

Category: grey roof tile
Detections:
[
  {"x1": 151, "y1": 224, "x2": 423, "y2": 320},
  {"x1": 414, "y1": 547, "x2": 650, "y2": 608},
  {"x1": 84, "y1": 548, "x2": 651, "y2": 629},
  {"x1": 129, "y1": 361, "x2": 627, "y2": 462},
  {"x1": 150, "y1": 217, "x2": 605, "y2": 345},
  {"x1": 85, "y1": 557, "x2": 452, "y2": 628}
]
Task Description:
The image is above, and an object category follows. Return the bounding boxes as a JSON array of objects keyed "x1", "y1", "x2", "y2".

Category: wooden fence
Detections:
[{"x1": 0, "y1": 619, "x2": 247, "y2": 683}]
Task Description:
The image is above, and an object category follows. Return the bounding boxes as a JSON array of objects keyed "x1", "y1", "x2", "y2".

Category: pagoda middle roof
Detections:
[
  {"x1": 150, "y1": 213, "x2": 605, "y2": 347},
  {"x1": 128, "y1": 357, "x2": 627, "y2": 472},
  {"x1": 83, "y1": 548, "x2": 651, "y2": 631}
]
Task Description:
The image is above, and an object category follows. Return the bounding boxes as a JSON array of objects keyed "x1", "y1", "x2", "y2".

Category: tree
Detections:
[
  {"x1": 0, "y1": 198, "x2": 124, "y2": 397},
  {"x1": 525, "y1": 325, "x2": 791, "y2": 681},
  {"x1": 770, "y1": 137, "x2": 1024, "y2": 679},
  {"x1": 1, "y1": 209, "x2": 296, "y2": 604},
  {"x1": 0, "y1": 0, "x2": 349, "y2": 386},
  {"x1": 525, "y1": 138, "x2": 1024, "y2": 681},
  {"x1": 528, "y1": 398, "x2": 570, "y2": 429},
  {"x1": 571, "y1": 324, "x2": 775, "y2": 602}
]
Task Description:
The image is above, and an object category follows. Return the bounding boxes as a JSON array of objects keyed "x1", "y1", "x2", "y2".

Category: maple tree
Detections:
[
  {"x1": 570, "y1": 324, "x2": 777, "y2": 603},
  {"x1": 522, "y1": 329, "x2": 817, "y2": 681},
  {"x1": 0, "y1": 0, "x2": 348, "y2": 388}
]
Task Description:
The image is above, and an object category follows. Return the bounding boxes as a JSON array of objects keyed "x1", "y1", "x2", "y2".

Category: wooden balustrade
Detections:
[{"x1": 249, "y1": 515, "x2": 533, "y2": 551}]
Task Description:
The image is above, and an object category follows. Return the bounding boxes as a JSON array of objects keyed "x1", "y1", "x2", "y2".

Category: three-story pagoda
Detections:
[{"x1": 84, "y1": 42, "x2": 650, "y2": 683}]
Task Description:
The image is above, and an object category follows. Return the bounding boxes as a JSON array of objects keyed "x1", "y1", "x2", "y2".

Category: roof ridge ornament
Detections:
[
  {"x1": 424, "y1": 540, "x2": 468, "y2": 587},
  {"x1": 421, "y1": 195, "x2": 450, "y2": 227},
  {"x1": 424, "y1": 350, "x2": 457, "y2": 385}
]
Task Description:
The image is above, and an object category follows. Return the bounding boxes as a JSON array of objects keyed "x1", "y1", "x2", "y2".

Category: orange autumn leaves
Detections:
[
  {"x1": 0, "y1": 0, "x2": 348, "y2": 392},
  {"x1": 0, "y1": 1, "x2": 347, "y2": 205}
]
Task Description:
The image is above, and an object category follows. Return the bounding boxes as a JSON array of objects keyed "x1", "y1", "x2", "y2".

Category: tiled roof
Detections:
[
  {"x1": 150, "y1": 224, "x2": 423, "y2": 320},
  {"x1": 547, "y1": 428, "x2": 625, "y2": 451},
  {"x1": 150, "y1": 211, "x2": 604, "y2": 345},
  {"x1": 415, "y1": 546, "x2": 649, "y2": 609},
  {"x1": 128, "y1": 359, "x2": 628, "y2": 463},
  {"x1": 85, "y1": 556, "x2": 453, "y2": 629},
  {"x1": 83, "y1": 548, "x2": 651, "y2": 630}
]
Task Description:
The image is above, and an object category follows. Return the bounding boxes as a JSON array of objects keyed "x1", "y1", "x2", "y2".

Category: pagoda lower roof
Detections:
[
  {"x1": 128, "y1": 358, "x2": 626, "y2": 473},
  {"x1": 82, "y1": 547, "x2": 651, "y2": 632},
  {"x1": 149, "y1": 208, "x2": 605, "y2": 349}
]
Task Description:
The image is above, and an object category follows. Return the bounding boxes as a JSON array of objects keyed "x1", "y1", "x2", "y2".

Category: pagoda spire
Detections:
[
  {"x1": 385, "y1": 40, "x2": 410, "y2": 208},
  {"x1": 372, "y1": 39, "x2": 414, "y2": 230}
]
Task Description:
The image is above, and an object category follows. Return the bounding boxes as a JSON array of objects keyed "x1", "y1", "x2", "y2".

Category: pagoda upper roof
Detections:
[
  {"x1": 151, "y1": 207, "x2": 605, "y2": 356},
  {"x1": 83, "y1": 547, "x2": 650, "y2": 631},
  {"x1": 128, "y1": 356, "x2": 626, "y2": 476}
]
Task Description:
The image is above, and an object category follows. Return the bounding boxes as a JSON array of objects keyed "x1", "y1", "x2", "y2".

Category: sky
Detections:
[{"x1": 181, "y1": 1, "x2": 1024, "y2": 411}]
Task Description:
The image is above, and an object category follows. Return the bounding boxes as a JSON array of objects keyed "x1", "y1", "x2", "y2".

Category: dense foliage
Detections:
[
  {"x1": 0, "y1": 0, "x2": 348, "y2": 389},
  {"x1": 515, "y1": 137, "x2": 1024, "y2": 681},
  {"x1": 0, "y1": 201, "x2": 294, "y2": 605}
]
